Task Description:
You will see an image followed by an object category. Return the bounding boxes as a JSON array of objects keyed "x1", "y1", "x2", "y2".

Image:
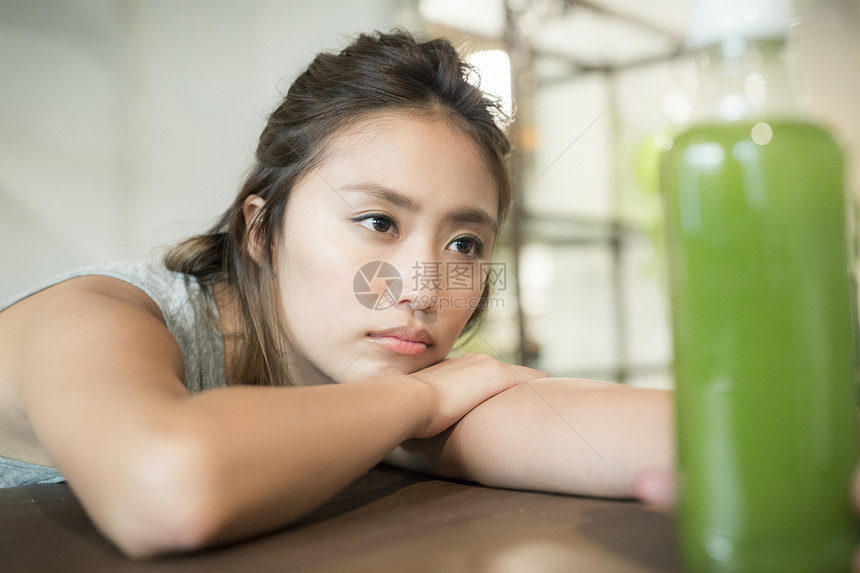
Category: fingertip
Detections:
[{"x1": 634, "y1": 468, "x2": 677, "y2": 509}]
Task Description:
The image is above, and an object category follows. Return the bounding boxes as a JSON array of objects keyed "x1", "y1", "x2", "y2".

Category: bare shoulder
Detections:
[
  {"x1": 0, "y1": 274, "x2": 184, "y2": 376},
  {"x1": 0, "y1": 275, "x2": 186, "y2": 465}
]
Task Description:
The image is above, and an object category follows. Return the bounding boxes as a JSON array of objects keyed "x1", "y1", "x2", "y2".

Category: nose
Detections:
[{"x1": 394, "y1": 258, "x2": 442, "y2": 311}]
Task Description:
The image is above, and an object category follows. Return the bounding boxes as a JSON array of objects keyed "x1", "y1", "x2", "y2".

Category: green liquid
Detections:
[{"x1": 662, "y1": 120, "x2": 859, "y2": 572}]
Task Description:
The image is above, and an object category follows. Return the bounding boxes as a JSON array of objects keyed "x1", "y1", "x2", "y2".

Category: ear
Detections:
[{"x1": 243, "y1": 194, "x2": 267, "y2": 263}]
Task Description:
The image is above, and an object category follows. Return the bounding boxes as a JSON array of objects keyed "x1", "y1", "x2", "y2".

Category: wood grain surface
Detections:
[{"x1": 0, "y1": 465, "x2": 681, "y2": 572}]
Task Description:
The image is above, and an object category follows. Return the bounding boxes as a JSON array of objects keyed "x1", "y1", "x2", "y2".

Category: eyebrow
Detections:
[
  {"x1": 338, "y1": 184, "x2": 498, "y2": 234},
  {"x1": 446, "y1": 207, "x2": 498, "y2": 235},
  {"x1": 339, "y1": 183, "x2": 419, "y2": 211}
]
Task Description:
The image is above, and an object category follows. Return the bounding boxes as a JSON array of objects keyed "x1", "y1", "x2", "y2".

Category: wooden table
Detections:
[{"x1": 0, "y1": 465, "x2": 682, "y2": 572}]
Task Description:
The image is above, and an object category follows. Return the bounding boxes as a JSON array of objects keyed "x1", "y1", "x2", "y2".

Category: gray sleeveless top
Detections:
[{"x1": 0, "y1": 260, "x2": 226, "y2": 487}]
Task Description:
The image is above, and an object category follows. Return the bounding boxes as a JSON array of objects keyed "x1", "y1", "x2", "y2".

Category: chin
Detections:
[{"x1": 338, "y1": 357, "x2": 438, "y2": 382}]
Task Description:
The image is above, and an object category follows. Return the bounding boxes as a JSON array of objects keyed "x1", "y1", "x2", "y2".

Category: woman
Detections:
[{"x1": 0, "y1": 30, "x2": 671, "y2": 557}]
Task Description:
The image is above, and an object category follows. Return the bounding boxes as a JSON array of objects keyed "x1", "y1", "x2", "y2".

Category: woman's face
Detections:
[{"x1": 263, "y1": 113, "x2": 500, "y2": 384}]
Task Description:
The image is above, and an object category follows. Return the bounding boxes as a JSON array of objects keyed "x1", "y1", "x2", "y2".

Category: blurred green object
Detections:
[{"x1": 664, "y1": 118, "x2": 859, "y2": 572}]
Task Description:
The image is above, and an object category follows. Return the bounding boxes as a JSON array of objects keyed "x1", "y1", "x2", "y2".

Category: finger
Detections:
[{"x1": 634, "y1": 467, "x2": 676, "y2": 509}]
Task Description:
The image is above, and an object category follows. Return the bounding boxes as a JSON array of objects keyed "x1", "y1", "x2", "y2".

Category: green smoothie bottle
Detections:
[{"x1": 662, "y1": 1, "x2": 859, "y2": 571}]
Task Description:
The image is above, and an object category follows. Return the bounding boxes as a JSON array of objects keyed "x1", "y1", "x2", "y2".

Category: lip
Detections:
[{"x1": 367, "y1": 327, "x2": 435, "y2": 356}]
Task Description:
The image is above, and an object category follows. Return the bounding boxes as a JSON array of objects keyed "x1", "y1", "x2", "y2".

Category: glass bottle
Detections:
[{"x1": 661, "y1": 1, "x2": 859, "y2": 570}]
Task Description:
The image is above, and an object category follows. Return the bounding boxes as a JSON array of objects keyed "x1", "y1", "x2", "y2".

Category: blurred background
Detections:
[{"x1": 1, "y1": 0, "x2": 858, "y2": 387}]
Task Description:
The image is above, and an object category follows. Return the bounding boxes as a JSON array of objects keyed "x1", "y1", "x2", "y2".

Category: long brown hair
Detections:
[{"x1": 165, "y1": 30, "x2": 512, "y2": 386}]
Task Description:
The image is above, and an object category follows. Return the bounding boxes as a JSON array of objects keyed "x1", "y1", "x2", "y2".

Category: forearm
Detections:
[
  {"x1": 75, "y1": 376, "x2": 429, "y2": 557},
  {"x1": 393, "y1": 379, "x2": 673, "y2": 498},
  {"x1": 182, "y1": 378, "x2": 428, "y2": 541}
]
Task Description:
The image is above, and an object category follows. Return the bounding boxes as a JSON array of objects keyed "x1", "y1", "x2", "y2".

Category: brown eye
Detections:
[
  {"x1": 370, "y1": 217, "x2": 392, "y2": 233},
  {"x1": 448, "y1": 236, "x2": 483, "y2": 257},
  {"x1": 354, "y1": 214, "x2": 398, "y2": 236}
]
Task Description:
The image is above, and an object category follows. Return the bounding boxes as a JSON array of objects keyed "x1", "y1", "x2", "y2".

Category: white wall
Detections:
[{"x1": 0, "y1": 0, "x2": 401, "y2": 300}]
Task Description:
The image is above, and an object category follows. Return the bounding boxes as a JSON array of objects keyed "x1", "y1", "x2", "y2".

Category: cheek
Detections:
[
  {"x1": 441, "y1": 262, "x2": 486, "y2": 305},
  {"x1": 277, "y1": 241, "x2": 361, "y2": 328},
  {"x1": 438, "y1": 276, "x2": 486, "y2": 336}
]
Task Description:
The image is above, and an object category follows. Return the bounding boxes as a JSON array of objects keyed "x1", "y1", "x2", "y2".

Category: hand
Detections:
[
  {"x1": 406, "y1": 353, "x2": 546, "y2": 439},
  {"x1": 633, "y1": 467, "x2": 860, "y2": 572}
]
